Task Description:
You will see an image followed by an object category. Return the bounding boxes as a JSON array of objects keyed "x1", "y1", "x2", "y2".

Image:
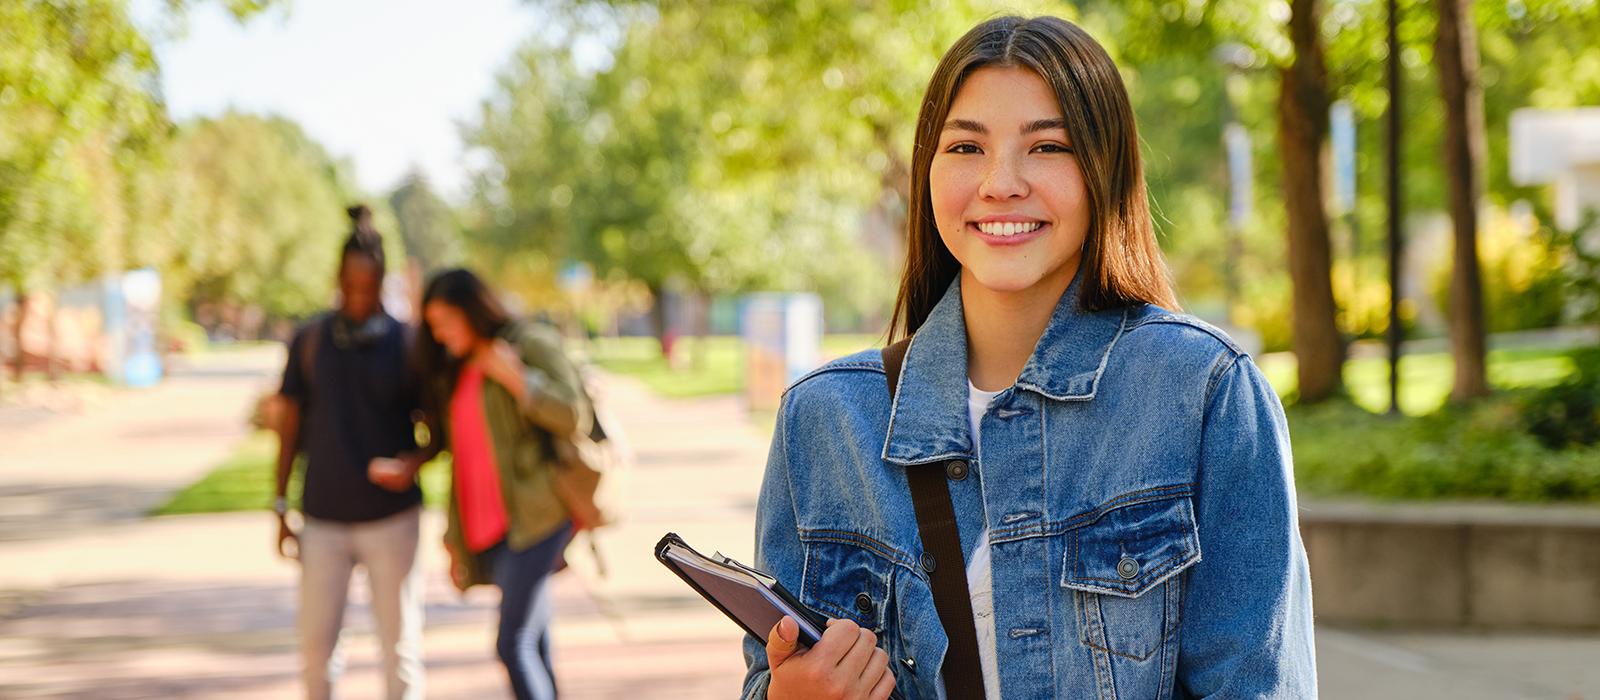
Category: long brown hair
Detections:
[
  {"x1": 415, "y1": 268, "x2": 512, "y2": 419},
  {"x1": 890, "y1": 15, "x2": 1179, "y2": 340}
]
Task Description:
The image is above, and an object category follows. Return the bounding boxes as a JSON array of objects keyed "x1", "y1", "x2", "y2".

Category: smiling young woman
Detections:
[{"x1": 741, "y1": 15, "x2": 1316, "y2": 700}]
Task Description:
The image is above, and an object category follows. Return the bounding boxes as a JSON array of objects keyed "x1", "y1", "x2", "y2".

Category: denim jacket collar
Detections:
[{"x1": 882, "y1": 273, "x2": 1129, "y2": 466}]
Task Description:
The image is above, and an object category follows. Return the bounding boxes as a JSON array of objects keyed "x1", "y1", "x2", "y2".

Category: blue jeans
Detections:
[{"x1": 483, "y1": 522, "x2": 573, "y2": 700}]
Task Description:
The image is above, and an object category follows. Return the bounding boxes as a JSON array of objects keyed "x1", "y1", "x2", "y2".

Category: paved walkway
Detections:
[{"x1": 0, "y1": 345, "x2": 1597, "y2": 698}]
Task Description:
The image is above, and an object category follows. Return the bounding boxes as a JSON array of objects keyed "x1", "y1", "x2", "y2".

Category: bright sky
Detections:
[{"x1": 149, "y1": 0, "x2": 544, "y2": 202}]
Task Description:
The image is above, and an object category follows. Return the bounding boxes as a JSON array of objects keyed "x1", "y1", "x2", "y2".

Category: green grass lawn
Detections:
[
  {"x1": 588, "y1": 334, "x2": 882, "y2": 399},
  {"x1": 1257, "y1": 346, "x2": 1578, "y2": 415}
]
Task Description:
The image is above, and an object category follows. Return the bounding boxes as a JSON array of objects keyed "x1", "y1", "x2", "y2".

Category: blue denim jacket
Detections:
[{"x1": 741, "y1": 277, "x2": 1316, "y2": 699}]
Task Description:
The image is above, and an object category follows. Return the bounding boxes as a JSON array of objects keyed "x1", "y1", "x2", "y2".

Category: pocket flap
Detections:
[
  {"x1": 800, "y1": 538, "x2": 894, "y2": 631},
  {"x1": 1062, "y1": 494, "x2": 1201, "y2": 598}
]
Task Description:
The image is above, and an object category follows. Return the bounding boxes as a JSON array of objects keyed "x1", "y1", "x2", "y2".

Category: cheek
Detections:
[
  {"x1": 928, "y1": 159, "x2": 977, "y2": 224},
  {"x1": 1038, "y1": 163, "x2": 1090, "y2": 220}
]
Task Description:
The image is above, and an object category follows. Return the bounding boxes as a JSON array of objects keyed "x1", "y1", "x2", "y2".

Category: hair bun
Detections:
[{"x1": 347, "y1": 204, "x2": 373, "y2": 227}]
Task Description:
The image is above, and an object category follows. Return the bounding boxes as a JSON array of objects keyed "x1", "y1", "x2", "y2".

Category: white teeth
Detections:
[{"x1": 976, "y1": 221, "x2": 1043, "y2": 236}]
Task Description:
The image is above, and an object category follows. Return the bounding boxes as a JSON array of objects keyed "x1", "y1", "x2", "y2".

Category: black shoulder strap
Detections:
[
  {"x1": 882, "y1": 338, "x2": 985, "y2": 699},
  {"x1": 298, "y1": 314, "x2": 328, "y2": 399}
]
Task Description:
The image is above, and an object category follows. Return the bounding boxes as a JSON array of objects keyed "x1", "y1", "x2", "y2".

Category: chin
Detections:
[{"x1": 967, "y1": 267, "x2": 1048, "y2": 294}]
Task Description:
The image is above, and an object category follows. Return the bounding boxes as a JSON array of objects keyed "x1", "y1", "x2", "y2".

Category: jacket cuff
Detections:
[{"x1": 741, "y1": 670, "x2": 771, "y2": 700}]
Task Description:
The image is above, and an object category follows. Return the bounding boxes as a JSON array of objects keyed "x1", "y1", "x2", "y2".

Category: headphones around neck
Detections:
[{"x1": 331, "y1": 312, "x2": 392, "y2": 351}]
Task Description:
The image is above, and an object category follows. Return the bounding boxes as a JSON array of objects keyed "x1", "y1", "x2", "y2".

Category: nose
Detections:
[{"x1": 978, "y1": 154, "x2": 1028, "y2": 201}]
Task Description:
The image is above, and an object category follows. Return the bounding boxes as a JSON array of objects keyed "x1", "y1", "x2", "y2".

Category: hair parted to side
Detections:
[
  {"x1": 341, "y1": 204, "x2": 386, "y2": 275},
  {"x1": 414, "y1": 268, "x2": 512, "y2": 415},
  {"x1": 890, "y1": 15, "x2": 1179, "y2": 341}
]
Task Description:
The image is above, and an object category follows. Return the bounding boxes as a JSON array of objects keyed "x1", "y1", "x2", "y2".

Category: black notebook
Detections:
[{"x1": 654, "y1": 532, "x2": 829, "y2": 648}]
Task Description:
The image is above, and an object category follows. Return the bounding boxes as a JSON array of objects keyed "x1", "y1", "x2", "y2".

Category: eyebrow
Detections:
[
  {"x1": 941, "y1": 117, "x2": 1070, "y2": 135},
  {"x1": 1023, "y1": 118, "x2": 1068, "y2": 134},
  {"x1": 943, "y1": 118, "x2": 987, "y2": 134}
]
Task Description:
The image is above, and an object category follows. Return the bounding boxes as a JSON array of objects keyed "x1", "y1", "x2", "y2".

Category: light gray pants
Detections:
[{"x1": 298, "y1": 505, "x2": 425, "y2": 700}]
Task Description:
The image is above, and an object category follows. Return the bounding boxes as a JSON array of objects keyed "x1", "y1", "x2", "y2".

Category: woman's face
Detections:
[
  {"x1": 930, "y1": 65, "x2": 1090, "y2": 296},
  {"x1": 423, "y1": 300, "x2": 478, "y2": 359}
]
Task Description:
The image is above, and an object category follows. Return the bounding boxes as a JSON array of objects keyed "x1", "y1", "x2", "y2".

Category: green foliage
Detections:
[
  {"x1": 0, "y1": 0, "x2": 165, "y2": 292},
  {"x1": 389, "y1": 171, "x2": 464, "y2": 273},
  {"x1": 1278, "y1": 342, "x2": 1600, "y2": 502},
  {"x1": 466, "y1": 1, "x2": 1062, "y2": 318},
  {"x1": 1291, "y1": 395, "x2": 1600, "y2": 502},
  {"x1": 1521, "y1": 348, "x2": 1600, "y2": 449},
  {"x1": 160, "y1": 113, "x2": 359, "y2": 318},
  {"x1": 1426, "y1": 206, "x2": 1570, "y2": 333},
  {"x1": 0, "y1": 0, "x2": 286, "y2": 296}
]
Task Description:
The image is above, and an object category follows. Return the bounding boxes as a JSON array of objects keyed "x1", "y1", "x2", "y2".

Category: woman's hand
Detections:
[
  {"x1": 766, "y1": 617, "x2": 896, "y2": 700},
  {"x1": 472, "y1": 339, "x2": 527, "y2": 402}
]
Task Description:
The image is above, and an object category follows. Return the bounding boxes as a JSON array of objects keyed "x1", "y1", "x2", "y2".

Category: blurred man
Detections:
[{"x1": 272, "y1": 205, "x2": 430, "y2": 700}]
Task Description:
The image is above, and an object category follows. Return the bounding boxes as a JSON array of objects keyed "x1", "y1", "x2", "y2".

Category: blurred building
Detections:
[{"x1": 1511, "y1": 108, "x2": 1600, "y2": 232}]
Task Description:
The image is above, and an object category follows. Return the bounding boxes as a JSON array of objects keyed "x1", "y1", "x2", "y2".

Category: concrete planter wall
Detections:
[{"x1": 1300, "y1": 500, "x2": 1600, "y2": 629}]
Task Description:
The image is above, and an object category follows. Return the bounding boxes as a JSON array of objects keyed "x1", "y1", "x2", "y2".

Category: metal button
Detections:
[
  {"x1": 854, "y1": 592, "x2": 874, "y2": 615},
  {"x1": 901, "y1": 657, "x2": 917, "y2": 670},
  {"x1": 920, "y1": 552, "x2": 937, "y2": 572},
  {"x1": 1116, "y1": 556, "x2": 1140, "y2": 580},
  {"x1": 945, "y1": 460, "x2": 969, "y2": 481}
]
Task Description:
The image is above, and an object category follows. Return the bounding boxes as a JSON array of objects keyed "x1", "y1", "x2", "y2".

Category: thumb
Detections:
[{"x1": 765, "y1": 616, "x2": 800, "y2": 669}]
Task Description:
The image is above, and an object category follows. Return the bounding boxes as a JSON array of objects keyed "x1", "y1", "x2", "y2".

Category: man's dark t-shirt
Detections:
[{"x1": 280, "y1": 312, "x2": 423, "y2": 522}]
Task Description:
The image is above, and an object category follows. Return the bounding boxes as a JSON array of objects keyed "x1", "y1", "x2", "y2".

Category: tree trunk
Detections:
[
  {"x1": 648, "y1": 283, "x2": 670, "y2": 360},
  {"x1": 11, "y1": 292, "x2": 28, "y2": 381},
  {"x1": 1278, "y1": 0, "x2": 1345, "y2": 403},
  {"x1": 45, "y1": 296, "x2": 59, "y2": 381},
  {"x1": 1435, "y1": 0, "x2": 1491, "y2": 400}
]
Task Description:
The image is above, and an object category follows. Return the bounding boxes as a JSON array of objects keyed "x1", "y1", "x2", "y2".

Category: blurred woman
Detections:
[{"x1": 415, "y1": 268, "x2": 590, "y2": 700}]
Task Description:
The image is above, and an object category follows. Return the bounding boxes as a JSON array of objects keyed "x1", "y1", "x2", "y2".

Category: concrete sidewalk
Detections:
[
  {"x1": 1, "y1": 346, "x2": 1597, "y2": 698},
  {"x1": 0, "y1": 346, "x2": 282, "y2": 544},
  {"x1": 0, "y1": 347, "x2": 759, "y2": 698}
]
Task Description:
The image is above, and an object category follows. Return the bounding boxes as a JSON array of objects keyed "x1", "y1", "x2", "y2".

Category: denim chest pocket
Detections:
[
  {"x1": 1061, "y1": 493, "x2": 1201, "y2": 661},
  {"x1": 798, "y1": 535, "x2": 898, "y2": 633}
]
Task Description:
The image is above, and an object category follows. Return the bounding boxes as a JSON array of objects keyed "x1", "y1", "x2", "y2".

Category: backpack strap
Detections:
[
  {"x1": 296, "y1": 313, "x2": 331, "y2": 405},
  {"x1": 881, "y1": 338, "x2": 985, "y2": 699}
]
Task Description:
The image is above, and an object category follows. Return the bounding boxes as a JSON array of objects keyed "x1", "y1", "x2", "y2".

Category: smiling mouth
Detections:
[{"x1": 974, "y1": 220, "x2": 1045, "y2": 237}]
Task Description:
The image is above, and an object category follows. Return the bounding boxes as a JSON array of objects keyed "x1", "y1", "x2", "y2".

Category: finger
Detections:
[
  {"x1": 868, "y1": 656, "x2": 897, "y2": 700},
  {"x1": 765, "y1": 616, "x2": 801, "y2": 669},
  {"x1": 859, "y1": 647, "x2": 889, "y2": 688},
  {"x1": 836, "y1": 626, "x2": 878, "y2": 680},
  {"x1": 808, "y1": 618, "x2": 859, "y2": 667}
]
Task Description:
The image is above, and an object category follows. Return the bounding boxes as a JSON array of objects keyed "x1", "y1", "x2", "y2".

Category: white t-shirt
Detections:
[{"x1": 966, "y1": 381, "x2": 1005, "y2": 700}]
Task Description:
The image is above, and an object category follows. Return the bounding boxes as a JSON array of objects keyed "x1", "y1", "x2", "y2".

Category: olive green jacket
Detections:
[{"x1": 442, "y1": 321, "x2": 591, "y2": 589}]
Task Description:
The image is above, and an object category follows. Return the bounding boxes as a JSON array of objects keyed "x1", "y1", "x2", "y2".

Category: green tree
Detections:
[
  {"x1": 164, "y1": 113, "x2": 357, "y2": 321},
  {"x1": 389, "y1": 170, "x2": 463, "y2": 273},
  {"x1": 470, "y1": 1, "x2": 1061, "y2": 345},
  {"x1": 0, "y1": 0, "x2": 279, "y2": 377}
]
